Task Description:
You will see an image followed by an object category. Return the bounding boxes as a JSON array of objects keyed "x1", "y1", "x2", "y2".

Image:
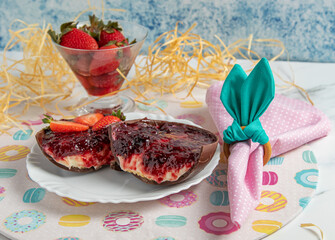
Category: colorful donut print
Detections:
[
  {"x1": 23, "y1": 188, "x2": 46, "y2": 203},
  {"x1": 160, "y1": 190, "x2": 197, "y2": 208},
  {"x1": 137, "y1": 99, "x2": 168, "y2": 111},
  {"x1": 58, "y1": 215, "x2": 90, "y2": 227},
  {"x1": 180, "y1": 100, "x2": 203, "y2": 108},
  {"x1": 0, "y1": 168, "x2": 17, "y2": 178},
  {"x1": 103, "y1": 211, "x2": 144, "y2": 232},
  {"x1": 262, "y1": 171, "x2": 278, "y2": 185},
  {"x1": 154, "y1": 237, "x2": 176, "y2": 240},
  {"x1": 62, "y1": 197, "x2": 96, "y2": 207},
  {"x1": 294, "y1": 169, "x2": 318, "y2": 189},
  {"x1": 56, "y1": 237, "x2": 80, "y2": 240},
  {"x1": 22, "y1": 115, "x2": 44, "y2": 126},
  {"x1": 13, "y1": 130, "x2": 33, "y2": 141},
  {"x1": 0, "y1": 145, "x2": 30, "y2": 162},
  {"x1": 206, "y1": 169, "x2": 227, "y2": 187},
  {"x1": 0, "y1": 186, "x2": 5, "y2": 201},
  {"x1": 210, "y1": 190, "x2": 229, "y2": 206},
  {"x1": 198, "y1": 212, "x2": 238, "y2": 235},
  {"x1": 120, "y1": 97, "x2": 129, "y2": 104},
  {"x1": 255, "y1": 190, "x2": 287, "y2": 212},
  {"x1": 155, "y1": 215, "x2": 187, "y2": 228},
  {"x1": 252, "y1": 220, "x2": 282, "y2": 234},
  {"x1": 266, "y1": 156, "x2": 284, "y2": 165},
  {"x1": 176, "y1": 113, "x2": 205, "y2": 126},
  {"x1": 3, "y1": 210, "x2": 46, "y2": 233},
  {"x1": 302, "y1": 150, "x2": 317, "y2": 164},
  {"x1": 299, "y1": 196, "x2": 312, "y2": 209}
]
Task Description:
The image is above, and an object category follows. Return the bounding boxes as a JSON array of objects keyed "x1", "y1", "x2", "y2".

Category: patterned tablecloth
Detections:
[{"x1": 0, "y1": 91, "x2": 318, "y2": 240}]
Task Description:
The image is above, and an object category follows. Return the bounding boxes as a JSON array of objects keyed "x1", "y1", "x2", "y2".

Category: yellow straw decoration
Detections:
[
  {"x1": 128, "y1": 23, "x2": 310, "y2": 105},
  {"x1": 300, "y1": 223, "x2": 324, "y2": 240},
  {"x1": 0, "y1": 21, "x2": 75, "y2": 135}
]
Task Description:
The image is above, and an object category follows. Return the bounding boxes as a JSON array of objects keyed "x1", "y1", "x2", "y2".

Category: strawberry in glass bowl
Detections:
[{"x1": 48, "y1": 15, "x2": 148, "y2": 114}]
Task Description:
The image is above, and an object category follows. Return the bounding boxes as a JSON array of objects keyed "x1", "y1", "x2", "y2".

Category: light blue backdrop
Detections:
[{"x1": 1, "y1": 0, "x2": 335, "y2": 62}]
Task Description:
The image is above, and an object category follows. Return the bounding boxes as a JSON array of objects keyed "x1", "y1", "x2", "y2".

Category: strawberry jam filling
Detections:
[
  {"x1": 41, "y1": 127, "x2": 113, "y2": 169},
  {"x1": 111, "y1": 120, "x2": 217, "y2": 183}
]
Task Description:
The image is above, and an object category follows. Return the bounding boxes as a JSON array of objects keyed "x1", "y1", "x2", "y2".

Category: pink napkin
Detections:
[{"x1": 206, "y1": 81, "x2": 332, "y2": 227}]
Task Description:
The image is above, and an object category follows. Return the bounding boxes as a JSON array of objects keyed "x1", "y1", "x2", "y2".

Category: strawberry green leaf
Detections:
[
  {"x1": 42, "y1": 114, "x2": 54, "y2": 124},
  {"x1": 47, "y1": 29, "x2": 60, "y2": 43},
  {"x1": 112, "y1": 109, "x2": 126, "y2": 121},
  {"x1": 105, "y1": 40, "x2": 118, "y2": 47},
  {"x1": 129, "y1": 38, "x2": 137, "y2": 44},
  {"x1": 60, "y1": 21, "x2": 78, "y2": 32},
  {"x1": 104, "y1": 21, "x2": 123, "y2": 33}
]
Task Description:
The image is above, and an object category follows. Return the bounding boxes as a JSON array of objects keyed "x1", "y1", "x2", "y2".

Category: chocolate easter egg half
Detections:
[
  {"x1": 109, "y1": 118, "x2": 218, "y2": 185},
  {"x1": 35, "y1": 125, "x2": 116, "y2": 173}
]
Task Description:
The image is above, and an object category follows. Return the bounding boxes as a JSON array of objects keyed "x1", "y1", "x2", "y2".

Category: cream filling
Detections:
[
  {"x1": 118, "y1": 154, "x2": 191, "y2": 183},
  {"x1": 44, "y1": 145, "x2": 111, "y2": 170},
  {"x1": 59, "y1": 156, "x2": 87, "y2": 169}
]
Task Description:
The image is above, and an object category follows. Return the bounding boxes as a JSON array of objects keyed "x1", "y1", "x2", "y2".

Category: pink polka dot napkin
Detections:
[{"x1": 206, "y1": 81, "x2": 331, "y2": 227}]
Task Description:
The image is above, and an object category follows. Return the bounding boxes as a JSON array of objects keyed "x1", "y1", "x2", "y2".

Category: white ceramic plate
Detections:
[{"x1": 26, "y1": 112, "x2": 220, "y2": 203}]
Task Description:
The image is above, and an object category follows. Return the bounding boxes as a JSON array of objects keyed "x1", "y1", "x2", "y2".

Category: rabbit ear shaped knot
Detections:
[
  {"x1": 220, "y1": 58, "x2": 275, "y2": 164},
  {"x1": 224, "y1": 119, "x2": 269, "y2": 145}
]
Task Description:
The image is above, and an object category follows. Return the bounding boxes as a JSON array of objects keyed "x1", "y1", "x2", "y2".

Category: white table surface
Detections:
[{"x1": 0, "y1": 54, "x2": 334, "y2": 240}]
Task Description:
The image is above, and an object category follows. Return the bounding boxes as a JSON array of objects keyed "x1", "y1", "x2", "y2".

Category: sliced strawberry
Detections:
[
  {"x1": 92, "y1": 115, "x2": 121, "y2": 131},
  {"x1": 74, "y1": 113, "x2": 104, "y2": 126},
  {"x1": 50, "y1": 121, "x2": 89, "y2": 132},
  {"x1": 92, "y1": 110, "x2": 125, "y2": 131}
]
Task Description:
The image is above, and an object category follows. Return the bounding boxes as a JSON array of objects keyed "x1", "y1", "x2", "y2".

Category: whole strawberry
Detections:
[
  {"x1": 82, "y1": 15, "x2": 127, "y2": 46},
  {"x1": 98, "y1": 27, "x2": 127, "y2": 47},
  {"x1": 48, "y1": 22, "x2": 98, "y2": 50},
  {"x1": 92, "y1": 110, "x2": 126, "y2": 131}
]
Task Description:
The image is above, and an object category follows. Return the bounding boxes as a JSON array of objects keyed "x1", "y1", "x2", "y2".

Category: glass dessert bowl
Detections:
[{"x1": 52, "y1": 20, "x2": 148, "y2": 114}]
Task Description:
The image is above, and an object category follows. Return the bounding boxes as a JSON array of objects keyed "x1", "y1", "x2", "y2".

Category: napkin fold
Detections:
[{"x1": 206, "y1": 81, "x2": 331, "y2": 227}]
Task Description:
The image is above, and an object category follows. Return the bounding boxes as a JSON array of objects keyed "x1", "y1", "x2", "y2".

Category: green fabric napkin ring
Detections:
[
  {"x1": 223, "y1": 119, "x2": 269, "y2": 145},
  {"x1": 220, "y1": 58, "x2": 275, "y2": 165}
]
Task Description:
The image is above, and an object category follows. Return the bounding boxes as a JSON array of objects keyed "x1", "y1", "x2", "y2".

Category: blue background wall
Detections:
[{"x1": 1, "y1": 0, "x2": 335, "y2": 62}]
